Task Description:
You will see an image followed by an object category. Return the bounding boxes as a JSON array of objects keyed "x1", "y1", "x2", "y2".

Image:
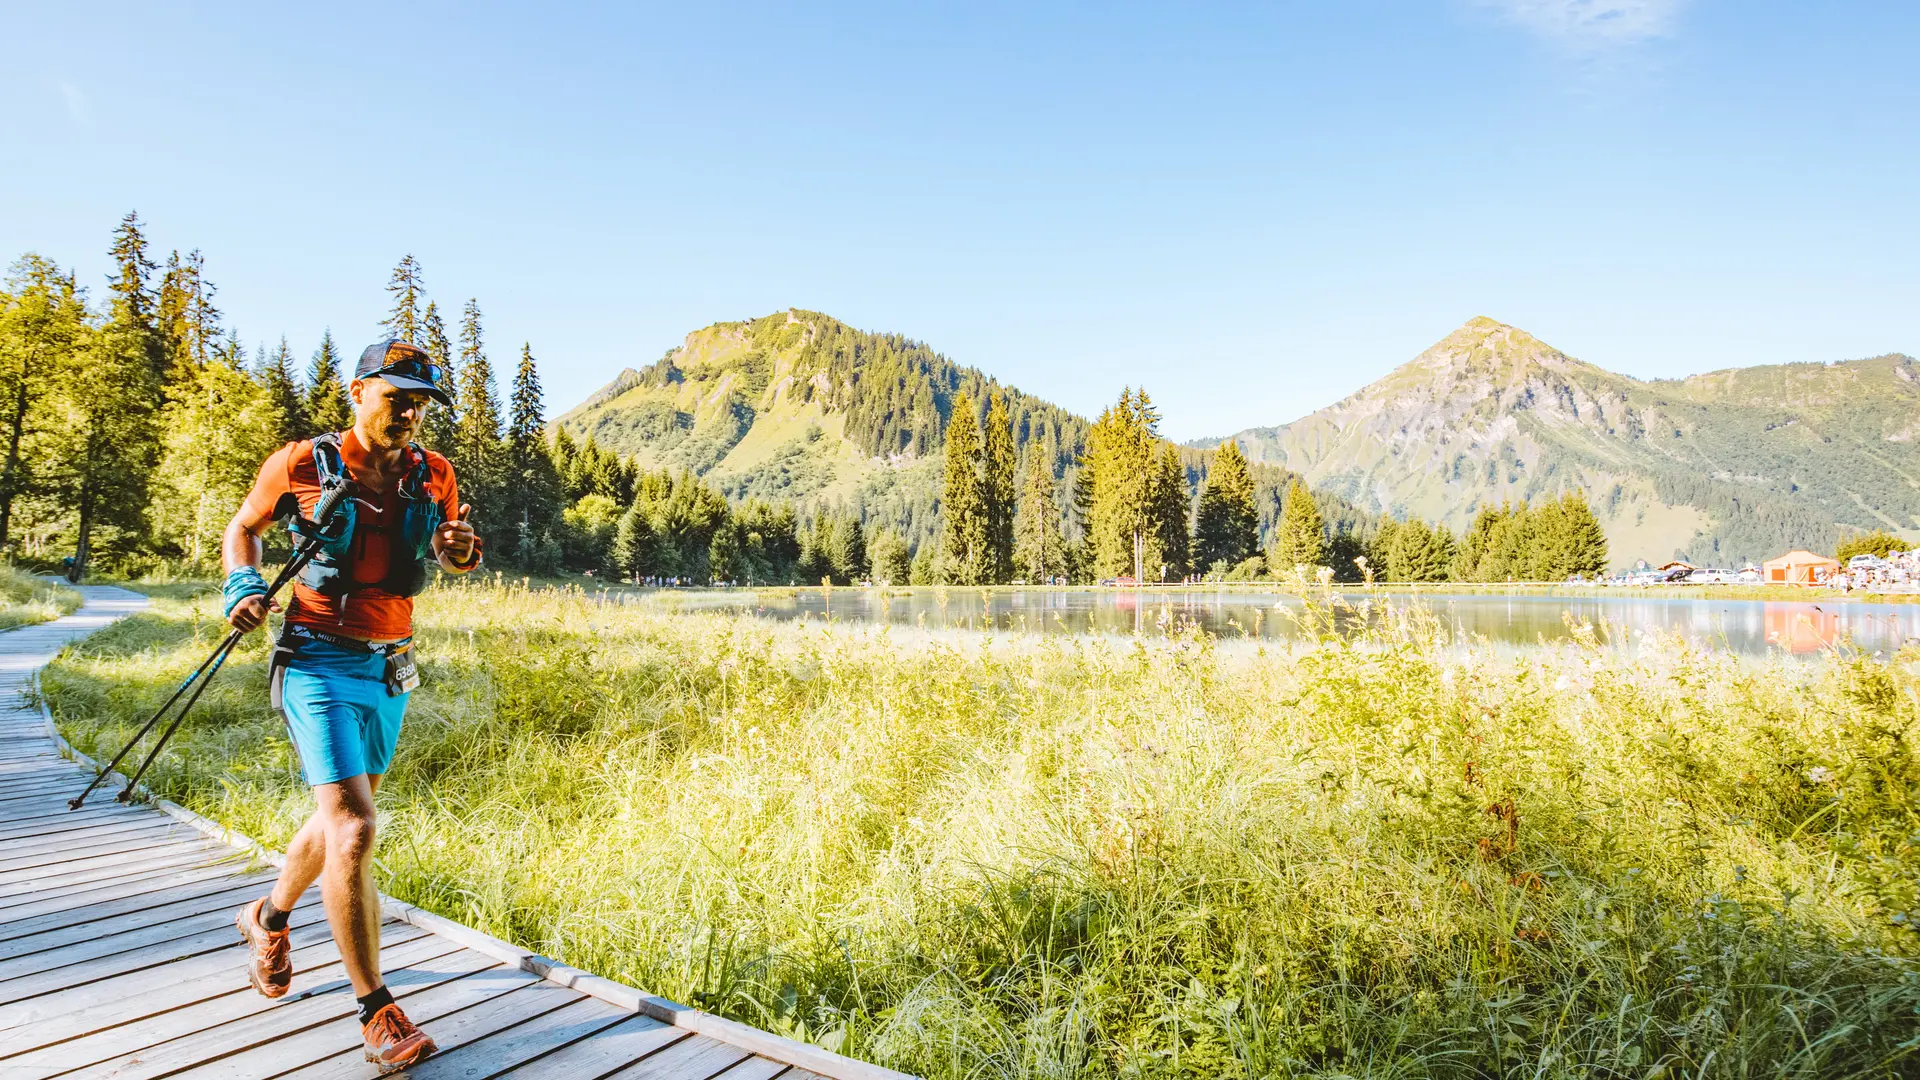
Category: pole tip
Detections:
[{"x1": 67, "y1": 796, "x2": 83, "y2": 811}]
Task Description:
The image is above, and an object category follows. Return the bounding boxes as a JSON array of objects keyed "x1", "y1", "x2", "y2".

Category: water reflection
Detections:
[{"x1": 667, "y1": 587, "x2": 1920, "y2": 658}]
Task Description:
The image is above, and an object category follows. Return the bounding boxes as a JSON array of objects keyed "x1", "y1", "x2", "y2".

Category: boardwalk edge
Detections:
[{"x1": 35, "y1": 624, "x2": 914, "y2": 1080}]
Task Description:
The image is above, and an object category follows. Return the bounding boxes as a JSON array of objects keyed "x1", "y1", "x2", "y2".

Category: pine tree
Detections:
[
  {"x1": 940, "y1": 393, "x2": 985, "y2": 584},
  {"x1": 501, "y1": 343, "x2": 563, "y2": 566},
  {"x1": 418, "y1": 300, "x2": 458, "y2": 453},
  {"x1": 868, "y1": 528, "x2": 911, "y2": 585},
  {"x1": 58, "y1": 216, "x2": 166, "y2": 579},
  {"x1": 156, "y1": 249, "x2": 219, "y2": 400},
  {"x1": 1192, "y1": 439, "x2": 1258, "y2": 573},
  {"x1": 1149, "y1": 442, "x2": 1190, "y2": 581},
  {"x1": 1013, "y1": 443, "x2": 1065, "y2": 584},
  {"x1": 980, "y1": 392, "x2": 1017, "y2": 583},
  {"x1": 1083, "y1": 388, "x2": 1163, "y2": 580},
  {"x1": 254, "y1": 336, "x2": 304, "y2": 445},
  {"x1": 1268, "y1": 478, "x2": 1327, "y2": 576},
  {"x1": 611, "y1": 494, "x2": 654, "y2": 582},
  {"x1": 0, "y1": 256, "x2": 83, "y2": 550},
  {"x1": 304, "y1": 330, "x2": 353, "y2": 434},
  {"x1": 454, "y1": 299, "x2": 503, "y2": 515},
  {"x1": 1557, "y1": 491, "x2": 1609, "y2": 578},
  {"x1": 153, "y1": 356, "x2": 282, "y2": 563},
  {"x1": 381, "y1": 255, "x2": 425, "y2": 343}
]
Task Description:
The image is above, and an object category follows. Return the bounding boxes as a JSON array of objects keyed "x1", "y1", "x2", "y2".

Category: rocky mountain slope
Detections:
[{"x1": 1205, "y1": 318, "x2": 1920, "y2": 564}]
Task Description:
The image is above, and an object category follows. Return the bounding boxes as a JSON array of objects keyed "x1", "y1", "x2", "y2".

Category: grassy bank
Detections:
[
  {"x1": 0, "y1": 564, "x2": 82, "y2": 630},
  {"x1": 44, "y1": 578, "x2": 1920, "y2": 1078}
]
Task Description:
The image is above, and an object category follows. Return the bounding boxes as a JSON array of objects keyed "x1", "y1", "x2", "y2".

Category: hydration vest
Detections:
[{"x1": 290, "y1": 433, "x2": 444, "y2": 599}]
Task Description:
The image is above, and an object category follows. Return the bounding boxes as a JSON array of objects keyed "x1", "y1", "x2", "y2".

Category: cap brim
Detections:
[{"x1": 376, "y1": 373, "x2": 454, "y2": 407}]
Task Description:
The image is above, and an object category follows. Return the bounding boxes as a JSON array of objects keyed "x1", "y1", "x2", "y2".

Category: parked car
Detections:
[
  {"x1": 1737, "y1": 565, "x2": 1763, "y2": 584},
  {"x1": 1685, "y1": 567, "x2": 1739, "y2": 585},
  {"x1": 1847, "y1": 554, "x2": 1885, "y2": 571}
]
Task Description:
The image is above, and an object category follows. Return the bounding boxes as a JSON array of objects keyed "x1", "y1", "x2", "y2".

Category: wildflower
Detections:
[{"x1": 1807, "y1": 765, "x2": 1834, "y2": 784}]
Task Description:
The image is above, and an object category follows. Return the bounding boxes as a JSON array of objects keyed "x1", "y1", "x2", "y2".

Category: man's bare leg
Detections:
[{"x1": 268, "y1": 773, "x2": 385, "y2": 994}]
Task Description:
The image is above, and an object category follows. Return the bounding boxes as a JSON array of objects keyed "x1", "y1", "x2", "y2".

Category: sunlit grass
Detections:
[
  {"x1": 44, "y1": 576, "x2": 1920, "y2": 1077},
  {"x1": 0, "y1": 563, "x2": 82, "y2": 630}
]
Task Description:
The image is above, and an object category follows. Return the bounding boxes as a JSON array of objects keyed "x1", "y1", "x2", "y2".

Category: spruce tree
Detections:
[
  {"x1": 60, "y1": 216, "x2": 165, "y2": 579},
  {"x1": 304, "y1": 330, "x2": 353, "y2": 434},
  {"x1": 1083, "y1": 388, "x2": 1161, "y2": 580},
  {"x1": 418, "y1": 300, "x2": 458, "y2": 453},
  {"x1": 258, "y1": 336, "x2": 304, "y2": 445},
  {"x1": 940, "y1": 393, "x2": 985, "y2": 584},
  {"x1": 153, "y1": 355, "x2": 281, "y2": 563},
  {"x1": 611, "y1": 494, "x2": 654, "y2": 582},
  {"x1": 1193, "y1": 439, "x2": 1258, "y2": 573},
  {"x1": 381, "y1": 255, "x2": 425, "y2": 343},
  {"x1": 1150, "y1": 442, "x2": 1190, "y2": 581},
  {"x1": 980, "y1": 393, "x2": 1017, "y2": 583},
  {"x1": 1013, "y1": 443, "x2": 1065, "y2": 584},
  {"x1": 454, "y1": 299, "x2": 504, "y2": 515},
  {"x1": 502, "y1": 342, "x2": 563, "y2": 565},
  {"x1": 0, "y1": 256, "x2": 83, "y2": 550},
  {"x1": 1268, "y1": 478, "x2": 1327, "y2": 576},
  {"x1": 1558, "y1": 491, "x2": 1609, "y2": 578}
]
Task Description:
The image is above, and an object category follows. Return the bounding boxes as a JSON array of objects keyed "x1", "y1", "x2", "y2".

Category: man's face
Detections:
[{"x1": 350, "y1": 377, "x2": 433, "y2": 450}]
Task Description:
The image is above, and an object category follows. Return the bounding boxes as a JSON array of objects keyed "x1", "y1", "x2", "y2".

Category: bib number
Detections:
[{"x1": 384, "y1": 644, "x2": 421, "y2": 696}]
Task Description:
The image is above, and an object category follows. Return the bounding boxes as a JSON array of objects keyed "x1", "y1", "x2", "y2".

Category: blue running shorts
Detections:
[{"x1": 278, "y1": 635, "x2": 411, "y2": 786}]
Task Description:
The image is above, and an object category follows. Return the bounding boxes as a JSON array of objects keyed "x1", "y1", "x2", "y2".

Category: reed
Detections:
[{"x1": 43, "y1": 576, "x2": 1920, "y2": 1078}]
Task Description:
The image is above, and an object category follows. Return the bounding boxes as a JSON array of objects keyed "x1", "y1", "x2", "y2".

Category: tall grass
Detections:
[
  {"x1": 0, "y1": 563, "x2": 82, "y2": 630},
  {"x1": 43, "y1": 577, "x2": 1920, "y2": 1077}
]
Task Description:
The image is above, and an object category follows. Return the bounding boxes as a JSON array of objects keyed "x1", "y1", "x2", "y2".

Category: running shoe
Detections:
[
  {"x1": 363, "y1": 1002, "x2": 437, "y2": 1072},
  {"x1": 234, "y1": 897, "x2": 291, "y2": 998}
]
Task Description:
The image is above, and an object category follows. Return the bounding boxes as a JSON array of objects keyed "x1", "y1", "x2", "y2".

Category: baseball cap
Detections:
[{"x1": 354, "y1": 340, "x2": 453, "y2": 407}]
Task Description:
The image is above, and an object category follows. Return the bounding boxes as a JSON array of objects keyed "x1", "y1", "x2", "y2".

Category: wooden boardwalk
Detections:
[{"x1": 0, "y1": 588, "x2": 903, "y2": 1080}]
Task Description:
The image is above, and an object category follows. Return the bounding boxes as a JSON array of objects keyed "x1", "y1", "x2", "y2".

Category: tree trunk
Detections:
[
  {"x1": 0, "y1": 359, "x2": 32, "y2": 550},
  {"x1": 70, "y1": 486, "x2": 93, "y2": 584}
]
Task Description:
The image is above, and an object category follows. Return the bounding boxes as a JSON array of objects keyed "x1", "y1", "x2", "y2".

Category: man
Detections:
[{"x1": 222, "y1": 340, "x2": 480, "y2": 1072}]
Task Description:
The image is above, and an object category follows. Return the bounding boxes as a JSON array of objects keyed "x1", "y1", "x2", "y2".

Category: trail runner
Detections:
[{"x1": 222, "y1": 340, "x2": 480, "y2": 1072}]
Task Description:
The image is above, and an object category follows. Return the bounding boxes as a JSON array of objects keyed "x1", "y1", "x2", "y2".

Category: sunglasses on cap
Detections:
[{"x1": 369, "y1": 354, "x2": 448, "y2": 388}]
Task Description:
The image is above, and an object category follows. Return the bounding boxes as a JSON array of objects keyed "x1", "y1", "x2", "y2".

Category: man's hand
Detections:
[
  {"x1": 436, "y1": 503, "x2": 479, "y2": 570},
  {"x1": 229, "y1": 594, "x2": 280, "y2": 633}
]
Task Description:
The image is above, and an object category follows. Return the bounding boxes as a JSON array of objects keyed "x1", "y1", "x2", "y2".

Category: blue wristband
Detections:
[{"x1": 222, "y1": 567, "x2": 269, "y2": 619}]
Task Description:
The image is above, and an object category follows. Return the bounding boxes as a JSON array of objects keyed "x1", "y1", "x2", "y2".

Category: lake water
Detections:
[{"x1": 671, "y1": 587, "x2": 1920, "y2": 658}]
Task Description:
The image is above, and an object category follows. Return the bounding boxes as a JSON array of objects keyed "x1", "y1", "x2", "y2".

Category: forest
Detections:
[{"x1": 0, "y1": 215, "x2": 1608, "y2": 586}]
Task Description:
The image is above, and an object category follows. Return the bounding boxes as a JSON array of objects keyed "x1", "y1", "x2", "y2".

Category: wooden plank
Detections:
[
  {"x1": 0, "y1": 805, "x2": 149, "y2": 841},
  {"x1": 0, "y1": 779, "x2": 85, "y2": 800},
  {"x1": 0, "y1": 878, "x2": 274, "y2": 961},
  {"x1": 0, "y1": 813, "x2": 169, "y2": 851},
  {"x1": 0, "y1": 842, "x2": 234, "y2": 900},
  {"x1": 709, "y1": 1058, "x2": 792, "y2": 1080},
  {"x1": 0, "y1": 928, "x2": 462, "y2": 1079},
  {"x1": 0, "y1": 825, "x2": 210, "y2": 875},
  {"x1": 0, "y1": 912, "x2": 315, "y2": 1007},
  {"x1": 0, "y1": 819, "x2": 189, "y2": 865},
  {"x1": 0, "y1": 860, "x2": 256, "y2": 924},
  {"x1": 0, "y1": 914, "x2": 416, "y2": 1037},
  {"x1": 0, "y1": 892, "x2": 323, "y2": 983},
  {"x1": 0, "y1": 834, "x2": 224, "y2": 881},
  {"x1": 0, "y1": 869, "x2": 278, "y2": 944},
  {"x1": 278, "y1": 977, "x2": 576, "y2": 1080},
  {"x1": 360, "y1": 995, "x2": 631, "y2": 1080},
  {"x1": 492, "y1": 1015, "x2": 687, "y2": 1078},
  {"x1": 53, "y1": 936, "x2": 483, "y2": 1080},
  {"x1": 599, "y1": 1032, "x2": 753, "y2": 1080},
  {"x1": 0, "y1": 922, "x2": 416, "y2": 1052}
]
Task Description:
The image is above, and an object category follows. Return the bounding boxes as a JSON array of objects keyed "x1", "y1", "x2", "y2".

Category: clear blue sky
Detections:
[{"x1": 3, "y1": 1, "x2": 1914, "y2": 440}]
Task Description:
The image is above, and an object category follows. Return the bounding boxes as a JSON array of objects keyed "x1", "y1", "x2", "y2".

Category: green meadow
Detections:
[
  {"x1": 0, "y1": 564, "x2": 81, "y2": 630},
  {"x1": 43, "y1": 578, "x2": 1920, "y2": 1078}
]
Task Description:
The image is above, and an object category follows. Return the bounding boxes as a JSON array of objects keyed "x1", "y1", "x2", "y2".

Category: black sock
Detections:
[
  {"x1": 259, "y1": 898, "x2": 289, "y2": 933},
  {"x1": 356, "y1": 985, "x2": 395, "y2": 1025}
]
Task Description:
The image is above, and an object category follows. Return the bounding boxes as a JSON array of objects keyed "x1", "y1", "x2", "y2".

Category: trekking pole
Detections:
[{"x1": 69, "y1": 481, "x2": 351, "y2": 811}]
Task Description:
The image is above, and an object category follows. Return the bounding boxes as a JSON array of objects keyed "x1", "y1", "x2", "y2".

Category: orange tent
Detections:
[{"x1": 1762, "y1": 549, "x2": 1839, "y2": 584}]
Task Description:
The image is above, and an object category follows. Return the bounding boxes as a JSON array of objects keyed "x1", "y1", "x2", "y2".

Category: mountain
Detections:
[
  {"x1": 557, "y1": 310, "x2": 1095, "y2": 550},
  {"x1": 557, "y1": 309, "x2": 1379, "y2": 558},
  {"x1": 1207, "y1": 317, "x2": 1920, "y2": 565}
]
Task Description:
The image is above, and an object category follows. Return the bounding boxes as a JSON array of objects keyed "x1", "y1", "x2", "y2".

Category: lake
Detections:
[{"x1": 669, "y1": 587, "x2": 1920, "y2": 658}]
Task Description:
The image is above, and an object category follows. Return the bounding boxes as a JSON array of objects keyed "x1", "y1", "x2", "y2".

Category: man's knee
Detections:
[{"x1": 324, "y1": 808, "x2": 377, "y2": 862}]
